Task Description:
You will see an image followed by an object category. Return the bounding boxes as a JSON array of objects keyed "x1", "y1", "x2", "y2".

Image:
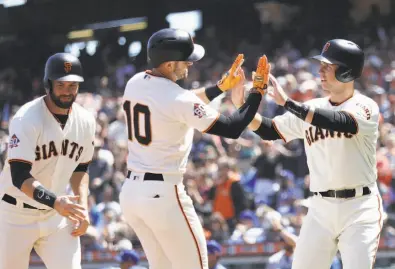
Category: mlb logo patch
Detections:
[
  {"x1": 322, "y1": 42, "x2": 330, "y2": 53},
  {"x1": 194, "y1": 103, "x2": 206, "y2": 118},
  {"x1": 9, "y1": 134, "x2": 20, "y2": 149}
]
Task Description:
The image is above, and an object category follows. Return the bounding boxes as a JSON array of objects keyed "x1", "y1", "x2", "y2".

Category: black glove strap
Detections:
[
  {"x1": 284, "y1": 99, "x2": 310, "y2": 121},
  {"x1": 205, "y1": 85, "x2": 223, "y2": 101},
  {"x1": 33, "y1": 185, "x2": 57, "y2": 208}
]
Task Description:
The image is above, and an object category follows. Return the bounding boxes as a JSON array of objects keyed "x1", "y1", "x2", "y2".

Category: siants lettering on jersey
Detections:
[
  {"x1": 35, "y1": 139, "x2": 84, "y2": 162},
  {"x1": 305, "y1": 126, "x2": 354, "y2": 146}
]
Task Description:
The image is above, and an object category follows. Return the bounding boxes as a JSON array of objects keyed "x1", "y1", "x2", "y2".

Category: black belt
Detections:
[
  {"x1": 314, "y1": 186, "x2": 371, "y2": 198},
  {"x1": 2, "y1": 194, "x2": 46, "y2": 210},
  {"x1": 127, "y1": 170, "x2": 164, "y2": 181}
]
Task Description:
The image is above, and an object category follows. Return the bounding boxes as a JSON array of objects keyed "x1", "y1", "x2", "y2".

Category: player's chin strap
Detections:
[{"x1": 44, "y1": 79, "x2": 52, "y2": 92}]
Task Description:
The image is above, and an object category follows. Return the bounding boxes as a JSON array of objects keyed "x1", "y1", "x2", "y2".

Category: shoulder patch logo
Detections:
[
  {"x1": 194, "y1": 103, "x2": 206, "y2": 119},
  {"x1": 9, "y1": 134, "x2": 20, "y2": 149}
]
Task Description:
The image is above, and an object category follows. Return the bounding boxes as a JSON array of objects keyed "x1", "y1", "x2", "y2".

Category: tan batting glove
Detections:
[
  {"x1": 217, "y1": 54, "x2": 245, "y2": 92},
  {"x1": 252, "y1": 55, "x2": 270, "y2": 95}
]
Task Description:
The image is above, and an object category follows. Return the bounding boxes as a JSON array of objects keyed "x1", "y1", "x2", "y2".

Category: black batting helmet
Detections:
[
  {"x1": 43, "y1": 53, "x2": 84, "y2": 89},
  {"x1": 147, "y1": 28, "x2": 205, "y2": 68},
  {"x1": 312, "y1": 39, "x2": 364, "y2": 83}
]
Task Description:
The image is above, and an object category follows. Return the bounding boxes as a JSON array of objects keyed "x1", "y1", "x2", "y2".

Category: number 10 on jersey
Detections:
[{"x1": 123, "y1": 101, "x2": 152, "y2": 146}]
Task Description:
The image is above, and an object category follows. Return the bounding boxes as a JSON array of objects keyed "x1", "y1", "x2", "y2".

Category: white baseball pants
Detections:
[
  {"x1": 292, "y1": 187, "x2": 383, "y2": 269},
  {"x1": 119, "y1": 171, "x2": 208, "y2": 269},
  {"x1": 0, "y1": 196, "x2": 81, "y2": 269}
]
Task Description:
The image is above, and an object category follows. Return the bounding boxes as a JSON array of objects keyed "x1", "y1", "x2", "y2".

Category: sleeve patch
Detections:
[
  {"x1": 194, "y1": 103, "x2": 207, "y2": 118},
  {"x1": 9, "y1": 134, "x2": 20, "y2": 149}
]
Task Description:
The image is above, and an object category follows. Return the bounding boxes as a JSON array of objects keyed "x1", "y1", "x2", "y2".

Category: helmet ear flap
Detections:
[
  {"x1": 44, "y1": 79, "x2": 52, "y2": 91},
  {"x1": 335, "y1": 66, "x2": 354, "y2": 83}
]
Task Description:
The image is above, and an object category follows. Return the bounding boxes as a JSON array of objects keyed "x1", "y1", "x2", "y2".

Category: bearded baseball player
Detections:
[
  {"x1": 119, "y1": 28, "x2": 269, "y2": 269},
  {"x1": 232, "y1": 39, "x2": 383, "y2": 269},
  {"x1": 0, "y1": 53, "x2": 95, "y2": 269}
]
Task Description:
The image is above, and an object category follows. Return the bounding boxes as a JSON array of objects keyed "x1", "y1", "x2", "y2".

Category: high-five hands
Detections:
[
  {"x1": 252, "y1": 55, "x2": 271, "y2": 95},
  {"x1": 217, "y1": 54, "x2": 245, "y2": 92},
  {"x1": 231, "y1": 55, "x2": 271, "y2": 108}
]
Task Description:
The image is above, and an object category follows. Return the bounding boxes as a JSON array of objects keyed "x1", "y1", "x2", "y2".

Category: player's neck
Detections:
[
  {"x1": 329, "y1": 83, "x2": 354, "y2": 104},
  {"x1": 151, "y1": 68, "x2": 176, "y2": 82},
  {"x1": 44, "y1": 95, "x2": 69, "y2": 115}
]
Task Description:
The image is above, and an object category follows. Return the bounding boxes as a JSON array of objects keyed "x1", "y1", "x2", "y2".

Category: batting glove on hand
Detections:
[
  {"x1": 217, "y1": 54, "x2": 245, "y2": 92},
  {"x1": 252, "y1": 55, "x2": 270, "y2": 95}
]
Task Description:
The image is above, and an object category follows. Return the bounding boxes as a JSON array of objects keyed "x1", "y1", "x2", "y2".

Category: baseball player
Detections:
[
  {"x1": 119, "y1": 28, "x2": 270, "y2": 269},
  {"x1": 0, "y1": 53, "x2": 96, "y2": 269},
  {"x1": 231, "y1": 39, "x2": 383, "y2": 269}
]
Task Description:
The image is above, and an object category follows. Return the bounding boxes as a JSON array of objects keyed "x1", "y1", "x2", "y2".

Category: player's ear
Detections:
[{"x1": 165, "y1": 61, "x2": 176, "y2": 71}]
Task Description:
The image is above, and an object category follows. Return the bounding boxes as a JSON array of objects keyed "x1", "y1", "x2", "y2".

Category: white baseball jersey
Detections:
[
  {"x1": 0, "y1": 96, "x2": 96, "y2": 209},
  {"x1": 123, "y1": 71, "x2": 219, "y2": 174},
  {"x1": 272, "y1": 92, "x2": 379, "y2": 192}
]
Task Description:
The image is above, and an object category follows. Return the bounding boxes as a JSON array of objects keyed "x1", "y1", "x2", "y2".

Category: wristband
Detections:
[
  {"x1": 284, "y1": 99, "x2": 310, "y2": 120},
  {"x1": 205, "y1": 85, "x2": 223, "y2": 101},
  {"x1": 33, "y1": 185, "x2": 57, "y2": 208},
  {"x1": 250, "y1": 87, "x2": 265, "y2": 95}
]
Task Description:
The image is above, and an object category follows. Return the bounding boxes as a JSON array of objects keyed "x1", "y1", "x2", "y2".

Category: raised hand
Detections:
[
  {"x1": 217, "y1": 54, "x2": 245, "y2": 92},
  {"x1": 231, "y1": 68, "x2": 246, "y2": 108},
  {"x1": 268, "y1": 74, "x2": 289, "y2": 106},
  {"x1": 252, "y1": 55, "x2": 270, "y2": 95}
]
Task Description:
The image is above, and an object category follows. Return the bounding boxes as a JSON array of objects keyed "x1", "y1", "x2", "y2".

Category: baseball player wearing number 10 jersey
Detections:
[
  {"x1": 232, "y1": 39, "x2": 383, "y2": 269},
  {"x1": 119, "y1": 28, "x2": 270, "y2": 269}
]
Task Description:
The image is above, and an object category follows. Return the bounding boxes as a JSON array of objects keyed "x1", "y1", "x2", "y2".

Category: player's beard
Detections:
[
  {"x1": 174, "y1": 63, "x2": 188, "y2": 80},
  {"x1": 49, "y1": 90, "x2": 76, "y2": 109}
]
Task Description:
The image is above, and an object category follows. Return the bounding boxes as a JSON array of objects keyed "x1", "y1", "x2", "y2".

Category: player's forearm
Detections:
[
  {"x1": 249, "y1": 113, "x2": 263, "y2": 131},
  {"x1": 283, "y1": 99, "x2": 358, "y2": 134},
  {"x1": 252, "y1": 116, "x2": 282, "y2": 140},
  {"x1": 19, "y1": 178, "x2": 57, "y2": 208},
  {"x1": 205, "y1": 91, "x2": 262, "y2": 138},
  {"x1": 191, "y1": 85, "x2": 223, "y2": 104},
  {"x1": 233, "y1": 104, "x2": 265, "y2": 131},
  {"x1": 70, "y1": 172, "x2": 89, "y2": 209},
  {"x1": 10, "y1": 161, "x2": 57, "y2": 208},
  {"x1": 20, "y1": 177, "x2": 43, "y2": 199}
]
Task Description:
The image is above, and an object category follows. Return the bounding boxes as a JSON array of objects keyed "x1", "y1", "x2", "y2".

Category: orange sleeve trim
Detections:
[
  {"x1": 202, "y1": 113, "x2": 220, "y2": 133},
  {"x1": 342, "y1": 111, "x2": 359, "y2": 135},
  {"x1": 174, "y1": 185, "x2": 204, "y2": 269},
  {"x1": 371, "y1": 194, "x2": 383, "y2": 268},
  {"x1": 8, "y1": 159, "x2": 33, "y2": 165},
  {"x1": 272, "y1": 120, "x2": 287, "y2": 143}
]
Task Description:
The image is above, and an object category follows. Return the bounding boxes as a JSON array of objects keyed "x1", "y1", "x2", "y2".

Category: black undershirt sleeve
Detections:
[
  {"x1": 205, "y1": 92, "x2": 262, "y2": 139},
  {"x1": 10, "y1": 161, "x2": 57, "y2": 208},
  {"x1": 253, "y1": 117, "x2": 282, "y2": 140},
  {"x1": 204, "y1": 85, "x2": 223, "y2": 101},
  {"x1": 284, "y1": 99, "x2": 358, "y2": 134},
  {"x1": 9, "y1": 161, "x2": 33, "y2": 189},
  {"x1": 311, "y1": 108, "x2": 358, "y2": 134},
  {"x1": 74, "y1": 163, "x2": 89, "y2": 173}
]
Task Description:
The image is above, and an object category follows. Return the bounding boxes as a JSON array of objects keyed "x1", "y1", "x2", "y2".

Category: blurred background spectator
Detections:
[{"x1": 102, "y1": 250, "x2": 147, "y2": 269}]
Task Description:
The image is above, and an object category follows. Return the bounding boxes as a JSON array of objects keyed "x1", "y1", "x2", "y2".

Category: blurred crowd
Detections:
[{"x1": 2, "y1": 6, "x2": 395, "y2": 268}]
